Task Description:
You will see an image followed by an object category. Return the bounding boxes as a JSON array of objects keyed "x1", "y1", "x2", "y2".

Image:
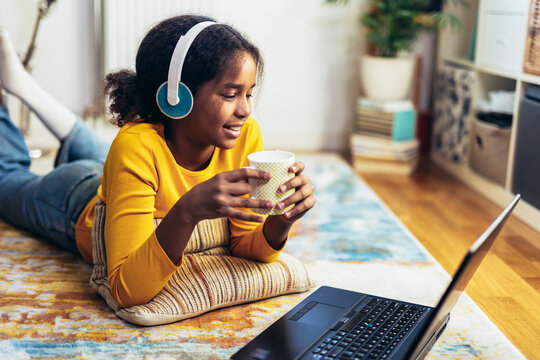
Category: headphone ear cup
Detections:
[{"x1": 156, "y1": 82, "x2": 194, "y2": 119}]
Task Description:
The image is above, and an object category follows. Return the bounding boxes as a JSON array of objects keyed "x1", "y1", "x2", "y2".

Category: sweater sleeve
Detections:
[
  {"x1": 103, "y1": 132, "x2": 181, "y2": 307},
  {"x1": 229, "y1": 220, "x2": 286, "y2": 262}
]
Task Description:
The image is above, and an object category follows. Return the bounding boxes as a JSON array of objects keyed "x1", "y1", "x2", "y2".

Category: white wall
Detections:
[
  {"x1": 1, "y1": 0, "x2": 96, "y2": 149},
  {"x1": 211, "y1": 1, "x2": 363, "y2": 151},
  {"x1": 1, "y1": 0, "x2": 362, "y2": 152}
]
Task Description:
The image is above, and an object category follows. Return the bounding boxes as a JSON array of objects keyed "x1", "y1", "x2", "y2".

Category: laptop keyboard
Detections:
[{"x1": 309, "y1": 298, "x2": 426, "y2": 360}]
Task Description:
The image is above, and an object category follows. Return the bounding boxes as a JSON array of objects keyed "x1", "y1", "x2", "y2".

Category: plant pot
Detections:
[{"x1": 360, "y1": 55, "x2": 415, "y2": 101}]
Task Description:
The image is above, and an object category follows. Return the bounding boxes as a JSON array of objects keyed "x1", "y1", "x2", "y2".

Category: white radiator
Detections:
[{"x1": 102, "y1": 0, "x2": 216, "y2": 73}]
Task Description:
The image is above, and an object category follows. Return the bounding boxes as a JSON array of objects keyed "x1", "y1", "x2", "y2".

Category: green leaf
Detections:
[{"x1": 326, "y1": 0, "x2": 464, "y2": 56}]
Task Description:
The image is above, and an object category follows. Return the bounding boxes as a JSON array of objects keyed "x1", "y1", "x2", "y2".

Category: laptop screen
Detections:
[{"x1": 407, "y1": 194, "x2": 520, "y2": 359}]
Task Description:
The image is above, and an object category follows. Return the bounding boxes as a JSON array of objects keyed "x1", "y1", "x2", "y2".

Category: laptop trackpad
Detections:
[{"x1": 297, "y1": 303, "x2": 344, "y2": 328}]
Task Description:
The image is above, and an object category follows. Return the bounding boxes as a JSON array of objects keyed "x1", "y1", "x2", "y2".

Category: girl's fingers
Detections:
[
  {"x1": 225, "y1": 167, "x2": 271, "y2": 182},
  {"x1": 284, "y1": 194, "x2": 316, "y2": 218},
  {"x1": 231, "y1": 195, "x2": 273, "y2": 210},
  {"x1": 289, "y1": 161, "x2": 304, "y2": 174},
  {"x1": 211, "y1": 190, "x2": 272, "y2": 211},
  {"x1": 225, "y1": 208, "x2": 266, "y2": 223},
  {"x1": 276, "y1": 183, "x2": 314, "y2": 210},
  {"x1": 279, "y1": 174, "x2": 310, "y2": 193},
  {"x1": 223, "y1": 182, "x2": 253, "y2": 196},
  {"x1": 207, "y1": 164, "x2": 313, "y2": 221}
]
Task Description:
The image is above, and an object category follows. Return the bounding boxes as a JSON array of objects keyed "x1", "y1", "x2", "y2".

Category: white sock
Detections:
[{"x1": 0, "y1": 29, "x2": 76, "y2": 140}]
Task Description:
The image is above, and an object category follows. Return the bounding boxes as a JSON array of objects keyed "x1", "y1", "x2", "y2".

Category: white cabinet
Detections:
[{"x1": 434, "y1": 0, "x2": 540, "y2": 233}]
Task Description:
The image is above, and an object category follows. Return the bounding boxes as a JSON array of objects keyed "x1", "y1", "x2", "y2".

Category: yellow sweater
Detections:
[{"x1": 75, "y1": 118, "x2": 284, "y2": 307}]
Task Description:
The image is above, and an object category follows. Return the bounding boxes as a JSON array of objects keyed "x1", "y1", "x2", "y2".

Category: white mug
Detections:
[{"x1": 247, "y1": 150, "x2": 295, "y2": 215}]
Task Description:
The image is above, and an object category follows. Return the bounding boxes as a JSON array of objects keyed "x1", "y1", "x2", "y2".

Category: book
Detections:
[
  {"x1": 351, "y1": 98, "x2": 419, "y2": 175},
  {"x1": 357, "y1": 98, "x2": 414, "y2": 112},
  {"x1": 355, "y1": 99, "x2": 416, "y2": 141},
  {"x1": 350, "y1": 134, "x2": 419, "y2": 161},
  {"x1": 352, "y1": 155, "x2": 419, "y2": 176},
  {"x1": 350, "y1": 147, "x2": 418, "y2": 161}
]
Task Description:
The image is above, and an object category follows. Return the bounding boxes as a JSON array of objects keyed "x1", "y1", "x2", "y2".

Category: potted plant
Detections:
[{"x1": 326, "y1": 0, "x2": 461, "y2": 100}]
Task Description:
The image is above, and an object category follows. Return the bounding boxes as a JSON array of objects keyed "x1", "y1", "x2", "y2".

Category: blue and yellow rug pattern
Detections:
[{"x1": 0, "y1": 153, "x2": 524, "y2": 359}]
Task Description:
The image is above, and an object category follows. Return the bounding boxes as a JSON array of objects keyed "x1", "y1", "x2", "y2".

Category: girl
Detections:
[{"x1": 0, "y1": 15, "x2": 315, "y2": 308}]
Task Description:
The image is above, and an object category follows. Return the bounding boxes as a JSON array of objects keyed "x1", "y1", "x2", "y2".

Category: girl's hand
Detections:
[
  {"x1": 272, "y1": 161, "x2": 316, "y2": 223},
  {"x1": 179, "y1": 168, "x2": 273, "y2": 223}
]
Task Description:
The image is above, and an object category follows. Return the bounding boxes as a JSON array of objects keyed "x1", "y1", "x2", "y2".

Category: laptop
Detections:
[{"x1": 231, "y1": 194, "x2": 521, "y2": 360}]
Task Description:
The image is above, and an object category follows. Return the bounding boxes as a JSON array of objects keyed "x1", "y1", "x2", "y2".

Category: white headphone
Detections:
[{"x1": 155, "y1": 21, "x2": 218, "y2": 119}]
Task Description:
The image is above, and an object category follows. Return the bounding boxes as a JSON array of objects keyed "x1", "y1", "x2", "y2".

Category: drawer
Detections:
[{"x1": 480, "y1": 13, "x2": 528, "y2": 72}]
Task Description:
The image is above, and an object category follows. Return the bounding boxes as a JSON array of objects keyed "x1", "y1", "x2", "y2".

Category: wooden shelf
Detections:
[
  {"x1": 443, "y1": 57, "x2": 540, "y2": 85},
  {"x1": 475, "y1": 64, "x2": 521, "y2": 81},
  {"x1": 442, "y1": 57, "x2": 475, "y2": 69},
  {"x1": 519, "y1": 72, "x2": 540, "y2": 86},
  {"x1": 435, "y1": 0, "x2": 540, "y2": 236}
]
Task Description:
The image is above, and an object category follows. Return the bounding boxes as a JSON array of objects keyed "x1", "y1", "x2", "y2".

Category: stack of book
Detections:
[{"x1": 351, "y1": 98, "x2": 419, "y2": 175}]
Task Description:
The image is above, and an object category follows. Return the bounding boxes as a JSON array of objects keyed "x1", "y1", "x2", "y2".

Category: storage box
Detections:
[
  {"x1": 433, "y1": 65, "x2": 475, "y2": 163},
  {"x1": 512, "y1": 85, "x2": 540, "y2": 209},
  {"x1": 485, "y1": 0, "x2": 529, "y2": 13},
  {"x1": 479, "y1": 0, "x2": 529, "y2": 72},
  {"x1": 469, "y1": 117, "x2": 511, "y2": 185}
]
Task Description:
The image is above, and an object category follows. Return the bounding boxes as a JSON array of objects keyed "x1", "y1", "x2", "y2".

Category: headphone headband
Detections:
[{"x1": 166, "y1": 21, "x2": 217, "y2": 106}]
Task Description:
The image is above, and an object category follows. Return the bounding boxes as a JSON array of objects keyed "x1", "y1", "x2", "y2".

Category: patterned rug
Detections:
[{"x1": 0, "y1": 153, "x2": 525, "y2": 359}]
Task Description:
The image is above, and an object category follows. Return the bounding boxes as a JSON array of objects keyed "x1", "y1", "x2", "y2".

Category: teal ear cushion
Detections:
[{"x1": 156, "y1": 82, "x2": 194, "y2": 119}]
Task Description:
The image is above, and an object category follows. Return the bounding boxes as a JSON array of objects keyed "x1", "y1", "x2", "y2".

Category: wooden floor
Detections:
[{"x1": 354, "y1": 157, "x2": 540, "y2": 360}]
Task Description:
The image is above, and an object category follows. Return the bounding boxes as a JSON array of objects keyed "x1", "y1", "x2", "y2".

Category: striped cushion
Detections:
[{"x1": 89, "y1": 200, "x2": 315, "y2": 326}]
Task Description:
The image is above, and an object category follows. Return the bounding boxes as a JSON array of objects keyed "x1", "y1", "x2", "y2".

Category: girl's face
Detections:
[{"x1": 182, "y1": 52, "x2": 257, "y2": 150}]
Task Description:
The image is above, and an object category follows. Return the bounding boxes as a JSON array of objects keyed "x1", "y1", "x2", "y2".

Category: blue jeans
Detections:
[{"x1": 0, "y1": 104, "x2": 109, "y2": 255}]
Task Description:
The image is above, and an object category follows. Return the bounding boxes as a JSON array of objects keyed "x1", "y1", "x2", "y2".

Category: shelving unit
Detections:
[{"x1": 433, "y1": 0, "x2": 540, "y2": 233}]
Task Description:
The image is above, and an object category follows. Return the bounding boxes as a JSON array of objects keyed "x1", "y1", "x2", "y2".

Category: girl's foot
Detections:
[
  {"x1": 0, "y1": 29, "x2": 33, "y2": 98},
  {"x1": 0, "y1": 28, "x2": 76, "y2": 140}
]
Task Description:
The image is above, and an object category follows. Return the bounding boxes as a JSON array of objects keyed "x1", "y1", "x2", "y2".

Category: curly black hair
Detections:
[{"x1": 104, "y1": 14, "x2": 264, "y2": 127}]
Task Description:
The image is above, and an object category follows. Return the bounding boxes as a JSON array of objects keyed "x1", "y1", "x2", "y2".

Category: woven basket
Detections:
[{"x1": 524, "y1": 0, "x2": 540, "y2": 76}]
